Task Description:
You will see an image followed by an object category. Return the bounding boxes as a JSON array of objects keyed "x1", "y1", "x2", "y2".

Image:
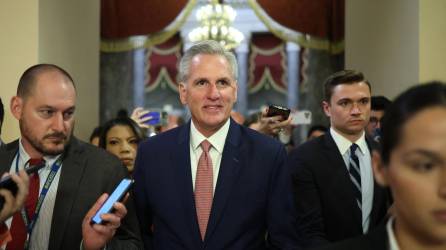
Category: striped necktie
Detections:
[
  {"x1": 195, "y1": 140, "x2": 213, "y2": 241},
  {"x1": 348, "y1": 144, "x2": 362, "y2": 212}
]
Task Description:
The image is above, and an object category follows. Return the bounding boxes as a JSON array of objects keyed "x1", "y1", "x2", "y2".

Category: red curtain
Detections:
[
  {"x1": 101, "y1": 0, "x2": 189, "y2": 39},
  {"x1": 249, "y1": 33, "x2": 287, "y2": 93},
  {"x1": 256, "y1": 0, "x2": 344, "y2": 42}
]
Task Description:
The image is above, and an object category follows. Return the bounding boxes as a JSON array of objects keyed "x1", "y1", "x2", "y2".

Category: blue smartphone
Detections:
[
  {"x1": 91, "y1": 178, "x2": 134, "y2": 224},
  {"x1": 142, "y1": 111, "x2": 161, "y2": 125}
]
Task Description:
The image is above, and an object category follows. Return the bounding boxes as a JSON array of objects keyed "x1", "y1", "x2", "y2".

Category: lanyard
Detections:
[{"x1": 15, "y1": 150, "x2": 63, "y2": 250}]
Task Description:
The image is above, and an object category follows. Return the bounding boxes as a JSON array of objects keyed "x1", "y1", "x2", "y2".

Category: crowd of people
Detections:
[{"x1": 0, "y1": 40, "x2": 444, "y2": 250}]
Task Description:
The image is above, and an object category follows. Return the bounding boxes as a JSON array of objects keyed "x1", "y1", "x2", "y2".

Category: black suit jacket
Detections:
[
  {"x1": 287, "y1": 132, "x2": 389, "y2": 248},
  {"x1": 133, "y1": 119, "x2": 300, "y2": 249},
  {"x1": 0, "y1": 137, "x2": 142, "y2": 250},
  {"x1": 309, "y1": 225, "x2": 388, "y2": 250}
]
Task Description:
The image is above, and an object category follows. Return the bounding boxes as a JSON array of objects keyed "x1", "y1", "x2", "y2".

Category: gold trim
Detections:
[
  {"x1": 101, "y1": 0, "x2": 197, "y2": 52},
  {"x1": 247, "y1": 0, "x2": 344, "y2": 54}
]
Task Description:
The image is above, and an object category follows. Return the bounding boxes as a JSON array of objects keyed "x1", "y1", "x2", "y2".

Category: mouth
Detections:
[
  {"x1": 432, "y1": 210, "x2": 446, "y2": 222},
  {"x1": 120, "y1": 158, "x2": 134, "y2": 165},
  {"x1": 203, "y1": 105, "x2": 223, "y2": 112}
]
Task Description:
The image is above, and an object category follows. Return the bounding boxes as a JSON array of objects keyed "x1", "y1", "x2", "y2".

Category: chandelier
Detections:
[{"x1": 188, "y1": 0, "x2": 244, "y2": 50}]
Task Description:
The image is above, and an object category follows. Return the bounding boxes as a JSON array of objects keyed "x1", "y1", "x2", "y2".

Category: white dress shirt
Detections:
[
  {"x1": 189, "y1": 119, "x2": 230, "y2": 193},
  {"x1": 386, "y1": 217, "x2": 400, "y2": 250},
  {"x1": 330, "y1": 128, "x2": 374, "y2": 233},
  {"x1": 6, "y1": 139, "x2": 62, "y2": 250}
]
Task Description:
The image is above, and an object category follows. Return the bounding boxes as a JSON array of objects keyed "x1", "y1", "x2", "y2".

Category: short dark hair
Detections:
[
  {"x1": 307, "y1": 125, "x2": 327, "y2": 139},
  {"x1": 381, "y1": 82, "x2": 446, "y2": 164},
  {"x1": 99, "y1": 117, "x2": 146, "y2": 149},
  {"x1": 0, "y1": 97, "x2": 4, "y2": 134},
  {"x1": 89, "y1": 126, "x2": 103, "y2": 143},
  {"x1": 17, "y1": 64, "x2": 75, "y2": 99},
  {"x1": 371, "y1": 96, "x2": 391, "y2": 111},
  {"x1": 323, "y1": 70, "x2": 371, "y2": 102}
]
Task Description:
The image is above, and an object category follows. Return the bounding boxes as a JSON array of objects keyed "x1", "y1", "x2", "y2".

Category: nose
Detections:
[
  {"x1": 351, "y1": 103, "x2": 362, "y2": 115},
  {"x1": 51, "y1": 112, "x2": 65, "y2": 132},
  {"x1": 207, "y1": 83, "x2": 221, "y2": 100},
  {"x1": 120, "y1": 141, "x2": 133, "y2": 153}
]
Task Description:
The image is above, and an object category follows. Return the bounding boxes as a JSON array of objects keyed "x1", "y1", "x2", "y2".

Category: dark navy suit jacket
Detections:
[{"x1": 133, "y1": 119, "x2": 300, "y2": 249}]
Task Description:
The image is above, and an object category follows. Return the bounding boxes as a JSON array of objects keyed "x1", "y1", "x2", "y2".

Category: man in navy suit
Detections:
[
  {"x1": 287, "y1": 70, "x2": 389, "y2": 248},
  {"x1": 133, "y1": 40, "x2": 300, "y2": 249}
]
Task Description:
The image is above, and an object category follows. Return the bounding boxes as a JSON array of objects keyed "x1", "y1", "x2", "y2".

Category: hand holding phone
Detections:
[
  {"x1": 91, "y1": 178, "x2": 134, "y2": 225},
  {"x1": 266, "y1": 105, "x2": 291, "y2": 121},
  {"x1": 0, "y1": 159, "x2": 45, "y2": 196}
]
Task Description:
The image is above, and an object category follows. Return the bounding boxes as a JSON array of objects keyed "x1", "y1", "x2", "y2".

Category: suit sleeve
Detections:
[
  {"x1": 133, "y1": 144, "x2": 154, "y2": 249},
  {"x1": 288, "y1": 148, "x2": 330, "y2": 247},
  {"x1": 106, "y1": 160, "x2": 143, "y2": 250},
  {"x1": 266, "y1": 145, "x2": 301, "y2": 250}
]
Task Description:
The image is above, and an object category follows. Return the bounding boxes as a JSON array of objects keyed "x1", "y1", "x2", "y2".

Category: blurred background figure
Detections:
[
  {"x1": 230, "y1": 110, "x2": 245, "y2": 125},
  {"x1": 366, "y1": 96, "x2": 391, "y2": 142},
  {"x1": 314, "y1": 82, "x2": 446, "y2": 250},
  {"x1": 99, "y1": 117, "x2": 146, "y2": 174},
  {"x1": 306, "y1": 125, "x2": 327, "y2": 141},
  {"x1": 89, "y1": 125, "x2": 103, "y2": 146}
]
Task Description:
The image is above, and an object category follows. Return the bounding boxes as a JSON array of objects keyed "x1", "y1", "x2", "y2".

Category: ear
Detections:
[
  {"x1": 10, "y1": 96, "x2": 23, "y2": 120},
  {"x1": 233, "y1": 80, "x2": 238, "y2": 102},
  {"x1": 371, "y1": 150, "x2": 389, "y2": 187},
  {"x1": 322, "y1": 101, "x2": 331, "y2": 117},
  {"x1": 178, "y1": 82, "x2": 187, "y2": 105}
]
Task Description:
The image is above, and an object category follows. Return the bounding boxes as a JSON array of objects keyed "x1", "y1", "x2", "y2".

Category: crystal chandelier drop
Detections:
[{"x1": 188, "y1": 0, "x2": 244, "y2": 50}]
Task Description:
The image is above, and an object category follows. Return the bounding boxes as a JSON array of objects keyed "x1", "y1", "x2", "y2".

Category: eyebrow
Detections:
[{"x1": 402, "y1": 149, "x2": 444, "y2": 163}]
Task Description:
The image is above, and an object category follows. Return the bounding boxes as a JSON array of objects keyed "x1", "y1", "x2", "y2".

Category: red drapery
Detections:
[
  {"x1": 101, "y1": 0, "x2": 189, "y2": 39},
  {"x1": 249, "y1": 33, "x2": 287, "y2": 93},
  {"x1": 256, "y1": 0, "x2": 344, "y2": 42}
]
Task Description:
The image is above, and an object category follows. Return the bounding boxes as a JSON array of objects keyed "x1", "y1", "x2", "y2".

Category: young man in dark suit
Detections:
[
  {"x1": 133, "y1": 40, "x2": 300, "y2": 249},
  {"x1": 0, "y1": 64, "x2": 141, "y2": 249},
  {"x1": 287, "y1": 70, "x2": 389, "y2": 248}
]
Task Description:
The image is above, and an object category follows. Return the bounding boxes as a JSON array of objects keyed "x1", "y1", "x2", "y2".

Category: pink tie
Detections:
[{"x1": 195, "y1": 140, "x2": 213, "y2": 241}]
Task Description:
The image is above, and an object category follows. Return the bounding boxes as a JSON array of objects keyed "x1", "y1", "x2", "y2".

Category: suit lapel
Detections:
[
  {"x1": 49, "y1": 138, "x2": 87, "y2": 250},
  {"x1": 204, "y1": 120, "x2": 242, "y2": 242},
  {"x1": 323, "y1": 133, "x2": 363, "y2": 228},
  {"x1": 0, "y1": 140, "x2": 19, "y2": 173},
  {"x1": 172, "y1": 123, "x2": 202, "y2": 245}
]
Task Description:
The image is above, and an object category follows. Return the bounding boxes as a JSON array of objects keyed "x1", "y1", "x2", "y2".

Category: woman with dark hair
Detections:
[
  {"x1": 313, "y1": 81, "x2": 446, "y2": 250},
  {"x1": 99, "y1": 117, "x2": 146, "y2": 174}
]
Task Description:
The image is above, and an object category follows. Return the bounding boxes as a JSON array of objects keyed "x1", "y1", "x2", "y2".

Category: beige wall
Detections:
[
  {"x1": 0, "y1": 2, "x2": 39, "y2": 143},
  {"x1": 419, "y1": 0, "x2": 446, "y2": 82},
  {"x1": 39, "y1": 0, "x2": 100, "y2": 141},
  {"x1": 0, "y1": 1, "x2": 99, "y2": 143},
  {"x1": 346, "y1": 0, "x2": 420, "y2": 99}
]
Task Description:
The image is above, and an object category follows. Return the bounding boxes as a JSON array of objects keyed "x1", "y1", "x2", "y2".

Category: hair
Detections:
[
  {"x1": 323, "y1": 70, "x2": 371, "y2": 102},
  {"x1": 381, "y1": 81, "x2": 446, "y2": 164},
  {"x1": 371, "y1": 96, "x2": 391, "y2": 111},
  {"x1": 98, "y1": 117, "x2": 146, "y2": 149},
  {"x1": 178, "y1": 40, "x2": 238, "y2": 82},
  {"x1": 307, "y1": 125, "x2": 328, "y2": 139},
  {"x1": 17, "y1": 64, "x2": 75, "y2": 99},
  {"x1": 89, "y1": 125, "x2": 103, "y2": 143},
  {"x1": 0, "y1": 97, "x2": 4, "y2": 134}
]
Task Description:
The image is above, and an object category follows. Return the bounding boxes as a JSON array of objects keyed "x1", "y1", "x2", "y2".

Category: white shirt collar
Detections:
[
  {"x1": 330, "y1": 128, "x2": 368, "y2": 156},
  {"x1": 18, "y1": 138, "x2": 62, "y2": 168},
  {"x1": 387, "y1": 217, "x2": 400, "y2": 250},
  {"x1": 190, "y1": 119, "x2": 230, "y2": 154}
]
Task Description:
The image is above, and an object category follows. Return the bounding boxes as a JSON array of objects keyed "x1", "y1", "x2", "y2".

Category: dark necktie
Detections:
[
  {"x1": 6, "y1": 158, "x2": 42, "y2": 250},
  {"x1": 348, "y1": 144, "x2": 362, "y2": 212},
  {"x1": 195, "y1": 140, "x2": 213, "y2": 241}
]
